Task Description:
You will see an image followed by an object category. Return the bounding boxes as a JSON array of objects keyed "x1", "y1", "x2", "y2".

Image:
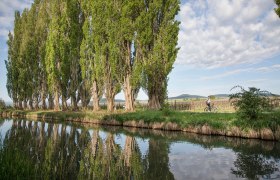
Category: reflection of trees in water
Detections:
[
  {"x1": 231, "y1": 153, "x2": 280, "y2": 180},
  {"x1": 78, "y1": 130, "x2": 103, "y2": 179},
  {"x1": 122, "y1": 136, "x2": 144, "y2": 179},
  {"x1": 0, "y1": 118, "x2": 4, "y2": 127},
  {"x1": 5, "y1": 119, "x2": 279, "y2": 179},
  {"x1": 1, "y1": 120, "x2": 170, "y2": 178},
  {"x1": 144, "y1": 139, "x2": 174, "y2": 180}
]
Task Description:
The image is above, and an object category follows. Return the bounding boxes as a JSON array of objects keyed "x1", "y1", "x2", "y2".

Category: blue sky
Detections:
[{"x1": 0, "y1": 0, "x2": 280, "y2": 102}]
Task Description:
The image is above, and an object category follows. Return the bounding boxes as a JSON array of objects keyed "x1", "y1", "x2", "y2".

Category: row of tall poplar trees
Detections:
[{"x1": 5, "y1": 0, "x2": 180, "y2": 112}]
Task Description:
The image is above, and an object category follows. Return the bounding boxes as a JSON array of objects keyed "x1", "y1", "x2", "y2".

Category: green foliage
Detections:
[
  {"x1": 0, "y1": 99, "x2": 6, "y2": 110},
  {"x1": 230, "y1": 86, "x2": 272, "y2": 121},
  {"x1": 275, "y1": 0, "x2": 280, "y2": 18},
  {"x1": 5, "y1": 32, "x2": 14, "y2": 101},
  {"x1": 6, "y1": 0, "x2": 180, "y2": 111},
  {"x1": 161, "y1": 102, "x2": 172, "y2": 116},
  {"x1": 139, "y1": 0, "x2": 180, "y2": 109}
]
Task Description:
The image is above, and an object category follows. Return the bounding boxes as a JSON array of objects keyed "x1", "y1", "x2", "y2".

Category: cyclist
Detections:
[{"x1": 206, "y1": 96, "x2": 211, "y2": 111}]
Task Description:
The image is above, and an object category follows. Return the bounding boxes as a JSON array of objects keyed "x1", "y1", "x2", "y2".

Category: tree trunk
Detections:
[
  {"x1": 42, "y1": 97, "x2": 46, "y2": 110},
  {"x1": 104, "y1": 50, "x2": 116, "y2": 112},
  {"x1": 54, "y1": 90, "x2": 60, "y2": 111},
  {"x1": 71, "y1": 95, "x2": 78, "y2": 111},
  {"x1": 123, "y1": 41, "x2": 135, "y2": 112},
  {"x1": 48, "y1": 94, "x2": 54, "y2": 110},
  {"x1": 70, "y1": 56, "x2": 79, "y2": 111},
  {"x1": 79, "y1": 84, "x2": 89, "y2": 109},
  {"x1": 13, "y1": 98, "x2": 18, "y2": 109},
  {"x1": 34, "y1": 96, "x2": 39, "y2": 110},
  {"x1": 123, "y1": 75, "x2": 134, "y2": 112},
  {"x1": 107, "y1": 96, "x2": 114, "y2": 112},
  {"x1": 62, "y1": 95, "x2": 67, "y2": 111},
  {"x1": 28, "y1": 98, "x2": 33, "y2": 110},
  {"x1": 18, "y1": 101, "x2": 23, "y2": 110},
  {"x1": 81, "y1": 92, "x2": 87, "y2": 109},
  {"x1": 148, "y1": 92, "x2": 161, "y2": 110},
  {"x1": 92, "y1": 80, "x2": 100, "y2": 111},
  {"x1": 23, "y1": 99, "x2": 28, "y2": 109},
  {"x1": 105, "y1": 83, "x2": 116, "y2": 112},
  {"x1": 41, "y1": 88, "x2": 47, "y2": 110}
]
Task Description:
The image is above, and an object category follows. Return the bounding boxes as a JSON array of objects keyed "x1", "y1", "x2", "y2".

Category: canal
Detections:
[{"x1": 0, "y1": 118, "x2": 279, "y2": 179}]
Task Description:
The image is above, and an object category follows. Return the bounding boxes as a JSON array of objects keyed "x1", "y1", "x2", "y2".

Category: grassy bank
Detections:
[
  {"x1": 105, "y1": 110, "x2": 280, "y2": 130},
  {"x1": 1, "y1": 109, "x2": 280, "y2": 140}
]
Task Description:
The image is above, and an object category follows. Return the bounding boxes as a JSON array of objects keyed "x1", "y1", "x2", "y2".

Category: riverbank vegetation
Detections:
[
  {"x1": 1, "y1": 109, "x2": 280, "y2": 133},
  {"x1": 5, "y1": 0, "x2": 180, "y2": 112}
]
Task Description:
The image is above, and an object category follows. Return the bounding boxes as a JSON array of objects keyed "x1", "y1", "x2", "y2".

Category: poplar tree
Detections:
[
  {"x1": 35, "y1": 0, "x2": 50, "y2": 109},
  {"x1": 18, "y1": 9, "x2": 31, "y2": 109},
  {"x1": 67, "y1": 0, "x2": 83, "y2": 110},
  {"x1": 5, "y1": 32, "x2": 18, "y2": 108},
  {"x1": 27, "y1": 0, "x2": 41, "y2": 109},
  {"x1": 91, "y1": 0, "x2": 121, "y2": 112},
  {"x1": 139, "y1": 0, "x2": 180, "y2": 109},
  {"x1": 79, "y1": 0, "x2": 93, "y2": 109},
  {"x1": 80, "y1": 0, "x2": 104, "y2": 111},
  {"x1": 104, "y1": 0, "x2": 122, "y2": 112},
  {"x1": 10, "y1": 11, "x2": 22, "y2": 109},
  {"x1": 59, "y1": 0, "x2": 71, "y2": 111},
  {"x1": 118, "y1": 1, "x2": 144, "y2": 111},
  {"x1": 45, "y1": 0, "x2": 63, "y2": 111}
]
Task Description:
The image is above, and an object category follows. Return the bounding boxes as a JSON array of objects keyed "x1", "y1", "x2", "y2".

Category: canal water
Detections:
[{"x1": 0, "y1": 118, "x2": 279, "y2": 180}]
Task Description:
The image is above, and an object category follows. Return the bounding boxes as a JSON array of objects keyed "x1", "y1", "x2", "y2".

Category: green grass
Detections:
[
  {"x1": 107, "y1": 110, "x2": 236, "y2": 129},
  {"x1": 102, "y1": 109, "x2": 280, "y2": 130}
]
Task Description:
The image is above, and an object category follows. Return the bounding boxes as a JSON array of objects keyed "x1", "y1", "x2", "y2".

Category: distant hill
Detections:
[
  {"x1": 168, "y1": 94, "x2": 206, "y2": 99},
  {"x1": 168, "y1": 94, "x2": 232, "y2": 100}
]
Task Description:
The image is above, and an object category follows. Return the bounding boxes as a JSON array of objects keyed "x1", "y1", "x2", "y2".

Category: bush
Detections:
[
  {"x1": 229, "y1": 86, "x2": 272, "y2": 120},
  {"x1": 0, "y1": 99, "x2": 6, "y2": 110},
  {"x1": 161, "y1": 102, "x2": 172, "y2": 116}
]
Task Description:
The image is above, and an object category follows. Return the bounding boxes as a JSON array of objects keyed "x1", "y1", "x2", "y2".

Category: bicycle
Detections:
[{"x1": 204, "y1": 104, "x2": 218, "y2": 112}]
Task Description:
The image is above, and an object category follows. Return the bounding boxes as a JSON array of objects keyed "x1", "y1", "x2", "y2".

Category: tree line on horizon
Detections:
[{"x1": 5, "y1": 0, "x2": 180, "y2": 112}]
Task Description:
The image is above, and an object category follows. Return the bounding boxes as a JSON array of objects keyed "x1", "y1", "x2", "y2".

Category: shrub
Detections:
[
  {"x1": 229, "y1": 86, "x2": 271, "y2": 120},
  {"x1": 161, "y1": 102, "x2": 172, "y2": 116},
  {"x1": 0, "y1": 99, "x2": 6, "y2": 110}
]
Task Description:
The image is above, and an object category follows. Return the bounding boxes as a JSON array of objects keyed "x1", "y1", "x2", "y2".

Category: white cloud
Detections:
[
  {"x1": 200, "y1": 64, "x2": 280, "y2": 80},
  {"x1": 177, "y1": 0, "x2": 280, "y2": 68},
  {"x1": 0, "y1": 0, "x2": 32, "y2": 38},
  {"x1": 245, "y1": 79, "x2": 267, "y2": 84},
  {"x1": 200, "y1": 68, "x2": 252, "y2": 81}
]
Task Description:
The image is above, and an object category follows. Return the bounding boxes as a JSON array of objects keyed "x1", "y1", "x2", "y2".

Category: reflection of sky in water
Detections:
[
  {"x1": 169, "y1": 144, "x2": 238, "y2": 180},
  {"x1": 0, "y1": 119, "x2": 13, "y2": 140},
  {"x1": 114, "y1": 134, "x2": 126, "y2": 150},
  {"x1": 99, "y1": 130, "x2": 107, "y2": 141},
  {"x1": 137, "y1": 138, "x2": 149, "y2": 157}
]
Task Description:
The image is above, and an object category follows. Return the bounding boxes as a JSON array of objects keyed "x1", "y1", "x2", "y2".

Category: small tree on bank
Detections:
[
  {"x1": 0, "y1": 99, "x2": 6, "y2": 110},
  {"x1": 229, "y1": 86, "x2": 272, "y2": 120}
]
